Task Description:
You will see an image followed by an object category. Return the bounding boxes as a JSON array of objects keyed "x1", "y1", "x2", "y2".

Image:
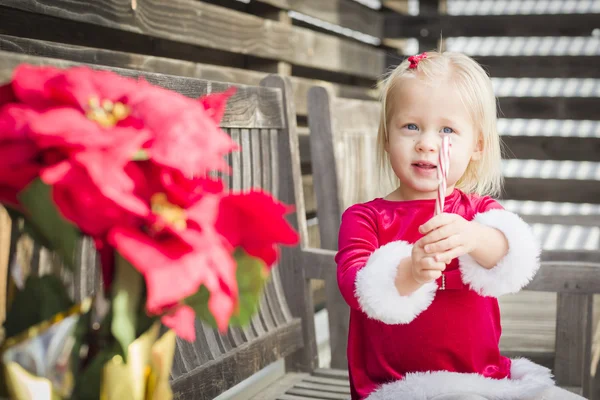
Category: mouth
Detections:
[{"x1": 412, "y1": 161, "x2": 437, "y2": 170}]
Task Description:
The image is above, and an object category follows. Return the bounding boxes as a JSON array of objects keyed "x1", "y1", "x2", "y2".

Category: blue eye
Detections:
[
  {"x1": 406, "y1": 124, "x2": 418, "y2": 130},
  {"x1": 442, "y1": 127, "x2": 454, "y2": 134}
]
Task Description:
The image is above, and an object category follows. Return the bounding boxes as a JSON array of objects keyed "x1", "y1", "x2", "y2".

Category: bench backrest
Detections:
[
  {"x1": 307, "y1": 85, "x2": 600, "y2": 396},
  {"x1": 0, "y1": 51, "x2": 317, "y2": 399}
]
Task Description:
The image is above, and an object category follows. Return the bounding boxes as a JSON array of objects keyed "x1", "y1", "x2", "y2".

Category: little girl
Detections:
[{"x1": 335, "y1": 51, "x2": 586, "y2": 400}]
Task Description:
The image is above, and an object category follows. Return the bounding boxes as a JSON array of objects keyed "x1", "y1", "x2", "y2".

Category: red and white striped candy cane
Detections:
[{"x1": 435, "y1": 136, "x2": 451, "y2": 216}]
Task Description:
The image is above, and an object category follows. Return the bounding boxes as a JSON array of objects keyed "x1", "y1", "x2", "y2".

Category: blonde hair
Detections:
[{"x1": 376, "y1": 50, "x2": 503, "y2": 197}]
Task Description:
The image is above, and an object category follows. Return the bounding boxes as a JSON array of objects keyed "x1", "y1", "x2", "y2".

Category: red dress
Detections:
[{"x1": 335, "y1": 190, "x2": 549, "y2": 400}]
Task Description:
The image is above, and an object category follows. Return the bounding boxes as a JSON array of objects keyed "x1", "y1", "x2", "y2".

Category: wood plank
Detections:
[
  {"x1": 171, "y1": 320, "x2": 303, "y2": 400},
  {"x1": 502, "y1": 136, "x2": 600, "y2": 162},
  {"x1": 313, "y1": 368, "x2": 349, "y2": 379},
  {"x1": 0, "y1": 0, "x2": 385, "y2": 79},
  {"x1": 302, "y1": 248, "x2": 336, "y2": 281},
  {"x1": 249, "y1": 373, "x2": 309, "y2": 400},
  {"x1": 257, "y1": 0, "x2": 383, "y2": 39},
  {"x1": 287, "y1": 388, "x2": 350, "y2": 400},
  {"x1": 553, "y1": 294, "x2": 593, "y2": 391},
  {"x1": 295, "y1": 381, "x2": 351, "y2": 394},
  {"x1": 521, "y1": 214, "x2": 600, "y2": 227},
  {"x1": 307, "y1": 87, "x2": 349, "y2": 370},
  {"x1": 0, "y1": 207, "x2": 12, "y2": 325},
  {"x1": 525, "y1": 262, "x2": 600, "y2": 294},
  {"x1": 261, "y1": 76, "x2": 319, "y2": 373},
  {"x1": 384, "y1": 13, "x2": 600, "y2": 38},
  {"x1": 503, "y1": 178, "x2": 600, "y2": 204},
  {"x1": 475, "y1": 56, "x2": 600, "y2": 79},
  {"x1": 498, "y1": 97, "x2": 600, "y2": 120},
  {"x1": 303, "y1": 375, "x2": 350, "y2": 387},
  {"x1": 0, "y1": 50, "x2": 285, "y2": 129},
  {"x1": 0, "y1": 34, "x2": 378, "y2": 117}
]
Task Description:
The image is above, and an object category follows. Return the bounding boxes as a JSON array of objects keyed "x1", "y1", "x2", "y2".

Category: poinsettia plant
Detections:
[{"x1": 0, "y1": 65, "x2": 298, "y2": 400}]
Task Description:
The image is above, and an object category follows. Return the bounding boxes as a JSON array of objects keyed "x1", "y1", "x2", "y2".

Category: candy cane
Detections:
[{"x1": 435, "y1": 136, "x2": 451, "y2": 216}]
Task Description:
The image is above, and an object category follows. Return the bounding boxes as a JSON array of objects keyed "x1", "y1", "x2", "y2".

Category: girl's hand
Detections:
[
  {"x1": 410, "y1": 241, "x2": 446, "y2": 284},
  {"x1": 418, "y1": 213, "x2": 481, "y2": 264}
]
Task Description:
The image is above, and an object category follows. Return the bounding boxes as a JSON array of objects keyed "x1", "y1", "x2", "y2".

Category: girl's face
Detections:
[{"x1": 386, "y1": 76, "x2": 482, "y2": 201}]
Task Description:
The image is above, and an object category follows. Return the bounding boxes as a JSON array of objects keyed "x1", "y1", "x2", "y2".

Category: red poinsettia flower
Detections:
[
  {"x1": 0, "y1": 104, "x2": 42, "y2": 207},
  {"x1": 106, "y1": 162, "x2": 238, "y2": 336},
  {"x1": 127, "y1": 82, "x2": 237, "y2": 177},
  {"x1": 161, "y1": 305, "x2": 196, "y2": 342},
  {"x1": 0, "y1": 83, "x2": 16, "y2": 107},
  {"x1": 216, "y1": 191, "x2": 299, "y2": 267}
]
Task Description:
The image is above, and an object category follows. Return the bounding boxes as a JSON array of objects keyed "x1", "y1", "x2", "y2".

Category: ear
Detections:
[{"x1": 471, "y1": 135, "x2": 483, "y2": 161}]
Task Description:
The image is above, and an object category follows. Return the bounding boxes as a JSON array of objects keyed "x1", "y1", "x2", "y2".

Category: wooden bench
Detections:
[
  {"x1": 0, "y1": 50, "x2": 349, "y2": 400},
  {"x1": 306, "y1": 86, "x2": 600, "y2": 398}
]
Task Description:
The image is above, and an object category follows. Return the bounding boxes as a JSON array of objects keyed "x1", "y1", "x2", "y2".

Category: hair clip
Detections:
[{"x1": 408, "y1": 52, "x2": 427, "y2": 69}]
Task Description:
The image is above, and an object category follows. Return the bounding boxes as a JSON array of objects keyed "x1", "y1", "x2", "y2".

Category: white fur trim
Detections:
[
  {"x1": 459, "y1": 209, "x2": 541, "y2": 297},
  {"x1": 366, "y1": 358, "x2": 554, "y2": 400},
  {"x1": 355, "y1": 240, "x2": 437, "y2": 324}
]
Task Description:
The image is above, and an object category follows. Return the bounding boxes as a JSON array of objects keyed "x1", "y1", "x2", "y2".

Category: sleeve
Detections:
[
  {"x1": 458, "y1": 196, "x2": 541, "y2": 297},
  {"x1": 335, "y1": 204, "x2": 437, "y2": 324}
]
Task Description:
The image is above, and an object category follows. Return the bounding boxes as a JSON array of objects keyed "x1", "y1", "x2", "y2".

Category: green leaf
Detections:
[
  {"x1": 17, "y1": 178, "x2": 82, "y2": 270},
  {"x1": 131, "y1": 149, "x2": 149, "y2": 161},
  {"x1": 3, "y1": 275, "x2": 74, "y2": 338},
  {"x1": 184, "y1": 249, "x2": 268, "y2": 329},
  {"x1": 229, "y1": 250, "x2": 268, "y2": 326},
  {"x1": 71, "y1": 342, "x2": 120, "y2": 400},
  {"x1": 110, "y1": 254, "x2": 143, "y2": 360},
  {"x1": 184, "y1": 284, "x2": 217, "y2": 328}
]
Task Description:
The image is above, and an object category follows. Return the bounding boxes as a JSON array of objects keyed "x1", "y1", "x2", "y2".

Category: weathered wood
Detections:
[
  {"x1": 307, "y1": 87, "x2": 350, "y2": 370},
  {"x1": 0, "y1": 34, "x2": 379, "y2": 117},
  {"x1": 171, "y1": 320, "x2": 303, "y2": 400},
  {"x1": 521, "y1": 214, "x2": 600, "y2": 227},
  {"x1": 502, "y1": 136, "x2": 600, "y2": 162},
  {"x1": 286, "y1": 387, "x2": 349, "y2": 399},
  {"x1": 248, "y1": 373, "x2": 309, "y2": 400},
  {"x1": 525, "y1": 262, "x2": 600, "y2": 294},
  {"x1": 385, "y1": 13, "x2": 600, "y2": 38},
  {"x1": 261, "y1": 75, "x2": 318, "y2": 372},
  {"x1": 0, "y1": 50, "x2": 286, "y2": 129},
  {"x1": 0, "y1": 207, "x2": 11, "y2": 325},
  {"x1": 0, "y1": 0, "x2": 385, "y2": 79},
  {"x1": 498, "y1": 97, "x2": 600, "y2": 121},
  {"x1": 503, "y1": 178, "x2": 600, "y2": 204},
  {"x1": 302, "y1": 248, "x2": 336, "y2": 281},
  {"x1": 553, "y1": 293, "x2": 593, "y2": 395},
  {"x1": 257, "y1": 0, "x2": 383, "y2": 39},
  {"x1": 476, "y1": 56, "x2": 600, "y2": 79}
]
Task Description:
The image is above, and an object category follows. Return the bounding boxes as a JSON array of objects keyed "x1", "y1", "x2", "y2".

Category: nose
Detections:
[{"x1": 415, "y1": 132, "x2": 438, "y2": 153}]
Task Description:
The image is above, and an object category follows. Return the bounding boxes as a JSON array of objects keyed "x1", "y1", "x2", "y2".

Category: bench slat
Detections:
[
  {"x1": 287, "y1": 388, "x2": 350, "y2": 400},
  {"x1": 295, "y1": 381, "x2": 351, "y2": 394},
  {"x1": 171, "y1": 320, "x2": 303, "y2": 400},
  {"x1": 0, "y1": 50, "x2": 285, "y2": 129},
  {"x1": 554, "y1": 293, "x2": 593, "y2": 398}
]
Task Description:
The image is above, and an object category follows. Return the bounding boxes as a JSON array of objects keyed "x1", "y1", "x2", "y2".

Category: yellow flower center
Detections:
[
  {"x1": 86, "y1": 97, "x2": 130, "y2": 128},
  {"x1": 151, "y1": 193, "x2": 187, "y2": 231}
]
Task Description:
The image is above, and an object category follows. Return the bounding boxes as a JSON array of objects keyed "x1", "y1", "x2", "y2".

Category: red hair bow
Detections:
[{"x1": 408, "y1": 52, "x2": 427, "y2": 69}]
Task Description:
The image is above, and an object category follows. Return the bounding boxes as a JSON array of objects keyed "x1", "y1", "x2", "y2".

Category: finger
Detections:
[
  {"x1": 418, "y1": 269, "x2": 442, "y2": 283},
  {"x1": 421, "y1": 257, "x2": 447, "y2": 271},
  {"x1": 424, "y1": 235, "x2": 460, "y2": 254},
  {"x1": 435, "y1": 246, "x2": 467, "y2": 264},
  {"x1": 419, "y1": 213, "x2": 455, "y2": 234},
  {"x1": 420, "y1": 224, "x2": 456, "y2": 246}
]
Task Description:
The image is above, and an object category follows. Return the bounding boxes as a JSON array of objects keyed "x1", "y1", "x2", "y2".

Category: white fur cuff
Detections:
[
  {"x1": 355, "y1": 241, "x2": 437, "y2": 324},
  {"x1": 459, "y1": 209, "x2": 541, "y2": 297},
  {"x1": 365, "y1": 358, "x2": 554, "y2": 400}
]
